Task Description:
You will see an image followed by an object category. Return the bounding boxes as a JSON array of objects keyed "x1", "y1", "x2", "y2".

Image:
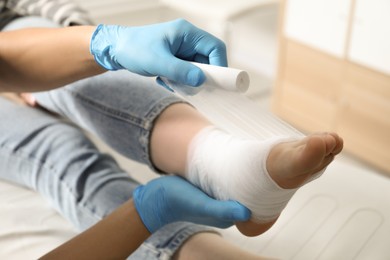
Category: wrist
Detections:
[
  {"x1": 90, "y1": 24, "x2": 124, "y2": 70},
  {"x1": 133, "y1": 185, "x2": 162, "y2": 233},
  {"x1": 126, "y1": 199, "x2": 151, "y2": 236},
  {"x1": 62, "y1": 25, "x2": 105, "y2": 74}
]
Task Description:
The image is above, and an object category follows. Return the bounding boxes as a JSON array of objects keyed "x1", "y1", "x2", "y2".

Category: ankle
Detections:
[
  {"x1": 186, "y1": 128, "x2": 299, "y2": 222},
  {"x1": 235, "y1": 218, "x2": 278, "y2": 237},
  {"x1": 150, "y1": 103, "x2": 211, "y2": 174}
]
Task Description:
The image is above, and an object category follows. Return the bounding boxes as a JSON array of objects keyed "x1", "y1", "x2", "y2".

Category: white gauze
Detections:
[{"x1": 164, "y1": 63, "x2": 325, "y2": 222}]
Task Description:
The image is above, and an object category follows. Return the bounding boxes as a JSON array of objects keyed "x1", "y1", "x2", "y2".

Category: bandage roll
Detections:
[
  {"x1": 192, "y1": 62, "x2": 250, "y2": 93},
  {"x1": 161, "y1": 63, "x2": 250, "y2": 96}
]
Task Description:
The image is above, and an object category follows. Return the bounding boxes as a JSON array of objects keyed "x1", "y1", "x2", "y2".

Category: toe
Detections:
[
  {"x1": 328, "y1": 132, "x2": 344, "y2": 155},
  {"x1": 324, "y1": 133, "x2": 337, "y2": 156}
]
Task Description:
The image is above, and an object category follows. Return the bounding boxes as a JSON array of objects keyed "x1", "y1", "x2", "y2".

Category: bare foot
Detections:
[
  {"x1": 236, "y1": 133, "x2": 343, "y2": 236},
  {"x1": 268, "y1": 132, "x2": 343, "y2": 189}
]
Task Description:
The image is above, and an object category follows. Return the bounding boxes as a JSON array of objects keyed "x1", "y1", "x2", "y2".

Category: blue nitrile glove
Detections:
[
  {"x1": 133, "y1": 175, "x2": 250, "y2": 233},
  {"x1": 90, "y1": 19, "x2": 227, "y2": 87}
]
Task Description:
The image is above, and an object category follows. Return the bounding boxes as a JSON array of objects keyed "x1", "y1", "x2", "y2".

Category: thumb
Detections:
[
  {"x1": 162, "y1": 58, "x2": 206, "y2": 87},
  {"x1": 202, "y1": 200, "x2": 251, "y2": 222}
]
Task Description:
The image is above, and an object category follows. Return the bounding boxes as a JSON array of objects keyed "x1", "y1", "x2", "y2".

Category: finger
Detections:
[
  {"x1": 193, "y1": 54, "x2": 209, "y2": 64},
  {"x1": 159, "y1": 57, "x2": 206, "y2": 87},
  {"x1": 193, "y1": 36, "x2": 228, "y2": 67},
  {"x1": 206, "y1": 220, "x2": 235, "y2": 229},
  {"x1": 201, "y1": 200, "x2": 251, "y2": 222},
  {"x1": 208, "y1": 46, "x2": 228, "y2": 67}
]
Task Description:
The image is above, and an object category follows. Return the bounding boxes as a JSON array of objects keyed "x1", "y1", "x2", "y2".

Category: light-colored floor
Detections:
[{"x1": 1, "y1": 2, "x2": 390, "y2": 259}]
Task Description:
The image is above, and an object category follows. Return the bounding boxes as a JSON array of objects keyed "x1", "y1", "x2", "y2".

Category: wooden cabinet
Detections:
[
  {"x1": 337, "y1": 64, "x2": 390, "y2": 173},
  {"x1": 276, "y1": 40, "x2": 342, "y2": 131},
  {"x1": 273, "y1": 0, "x2": 390, "y2": 174},
  {"x1": 284, "y1": 0, "x2": 351, "y2": 57},
  {"x1": 348, "y1": 0, "x2": 390, "y2": 75}
]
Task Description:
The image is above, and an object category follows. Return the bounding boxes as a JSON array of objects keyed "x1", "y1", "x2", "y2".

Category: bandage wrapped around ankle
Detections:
[{"x1": 186, "y1": 127, "x2": 324, "y2": 223}]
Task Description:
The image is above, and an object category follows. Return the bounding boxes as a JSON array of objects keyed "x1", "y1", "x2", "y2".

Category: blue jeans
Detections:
[{"x1": 0, "y1": 17, "x2": 212, "y2": 259}]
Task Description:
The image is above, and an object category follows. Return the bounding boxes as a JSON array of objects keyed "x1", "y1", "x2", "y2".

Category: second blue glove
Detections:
[{"x1": 133, "y1": 175, "x2": 250, "y2": 233}]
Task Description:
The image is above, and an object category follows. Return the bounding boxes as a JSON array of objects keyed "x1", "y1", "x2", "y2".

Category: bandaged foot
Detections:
[{"x1": 186, "y1": 127, "x2": 343, "y2": 236}]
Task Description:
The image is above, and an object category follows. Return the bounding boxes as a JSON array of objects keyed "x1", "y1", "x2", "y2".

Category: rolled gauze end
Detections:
[{"x1": 193, "y1": 62, "x2": 250, "y2": 93}]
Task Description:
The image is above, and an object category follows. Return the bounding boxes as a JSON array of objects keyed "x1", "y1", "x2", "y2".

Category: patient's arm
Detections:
[
  {"x1": 40, "y1": 175, "x2": 249, "y2": 259},
  {"x1": 40, "y1": 199, "x2": 150, "y2": 260},
  {"x1": 0, "y1": 26, "x2": 105, "y2": 92}
]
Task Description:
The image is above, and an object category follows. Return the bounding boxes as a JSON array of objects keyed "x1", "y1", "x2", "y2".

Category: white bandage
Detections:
[
  {"x1": 161, "y1": 63, "x2": 250, "y2": 96},
  {"x1": 191, "y1": 62, "x2": 250, "y2": 93},
  {"x1": 186, "y1": 127, "x2": 323, "y2": 223}
]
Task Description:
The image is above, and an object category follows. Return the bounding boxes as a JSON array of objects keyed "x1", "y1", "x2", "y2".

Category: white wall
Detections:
[{"x1": 72, "y1": 0, "x2": 162, "y2": 25}]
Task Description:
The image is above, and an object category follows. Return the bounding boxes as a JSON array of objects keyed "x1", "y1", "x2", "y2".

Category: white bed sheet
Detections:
[{"x1": 0, "y1": 180, "x2": 77, "y2": 258}]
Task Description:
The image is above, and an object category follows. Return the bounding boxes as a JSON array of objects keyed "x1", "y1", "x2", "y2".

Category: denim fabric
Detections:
[
  {"x1": 0, "y1": 97, "x2": 138, "y2": 229},
  {"x1": 0, "y1": 16, "x2": 214, "y2": 259},
  {"x1": 2, "y1": 15, "x2": 60, "y2": 30},
  {"x1": 33, "y1": 70, "x2": 184, "y2": 173}
]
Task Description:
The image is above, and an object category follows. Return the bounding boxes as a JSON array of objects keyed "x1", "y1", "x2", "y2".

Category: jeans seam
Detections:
[
  {"x1": 65, "y1": 88, "x2": 149, "y2": 129},
  {"x1": 139, "y1": 98, "x2": 189, "y2": 173}
]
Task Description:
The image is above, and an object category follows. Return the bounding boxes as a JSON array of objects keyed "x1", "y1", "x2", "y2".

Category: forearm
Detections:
[
  {"x1": 0, "y1": 26, "x2": 105, "y2": 92},
  {"x1": 40, "y1": 200, "x2": 150, "y2": 259}
]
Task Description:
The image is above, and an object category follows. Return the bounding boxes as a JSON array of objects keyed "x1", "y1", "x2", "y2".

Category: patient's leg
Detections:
[
  {"x1": 26, "y1": 71, "x2": 343, "y2": 236},
  {"x1": 151, "y1": 103, "x2": 343, "y2": 236},
  {"x1": 0, "y1": 96, "x2": 137, "y2": 230},
  {"x1": 0, "y1": 95, "x2": 231, "y2": 259}
]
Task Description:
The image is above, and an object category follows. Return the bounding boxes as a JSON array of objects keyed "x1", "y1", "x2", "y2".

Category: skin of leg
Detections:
[
  {"x1": 150, "y1": 103, "x2": 212, "y2": 174},
  {"x1": 172, "y1": 232, "x2": 277, "y2": 260},
  {"x1": 151, "y1": 103, "x2": 344, "y2": 237}
]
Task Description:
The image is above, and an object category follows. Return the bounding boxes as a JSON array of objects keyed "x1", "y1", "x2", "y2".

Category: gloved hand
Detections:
[
  {"x1": 90, "y1": 19, "x2": 227, "y2": 87},
  {"x1": 133, "y1": 175, "x2": 250, "y2": 233}
]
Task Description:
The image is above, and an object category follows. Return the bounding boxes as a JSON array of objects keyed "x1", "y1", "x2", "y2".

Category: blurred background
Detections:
[{"x1": 1, "y1": 0, "x2": 390, "y2": 259}]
